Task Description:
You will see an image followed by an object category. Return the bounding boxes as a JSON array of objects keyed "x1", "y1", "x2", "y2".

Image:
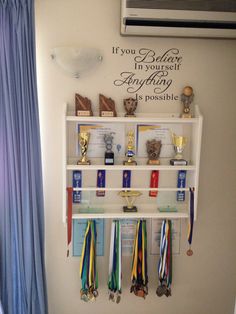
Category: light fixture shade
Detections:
[{"x1": 51, "y1": 47, "x2": 103, "y2": 78}]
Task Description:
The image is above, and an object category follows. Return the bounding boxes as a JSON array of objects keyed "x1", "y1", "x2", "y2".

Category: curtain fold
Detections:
[{"x1": 0, "y1": 0, "x2": 48, "y2": 313}]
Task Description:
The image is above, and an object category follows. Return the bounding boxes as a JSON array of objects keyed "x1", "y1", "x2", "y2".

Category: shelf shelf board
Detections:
[
  {"x1": 66, "y1": 164, "x2": 196, "y2": 171},
  {"x1": 72, "y1": 211, "x2": 188, "y2": 220},
  {"x1": 71, "y1": 187, "x2": 190, "y2": 191},
  {"x1": 66, "y1": 115, "x2": 199, "y2": 124}
]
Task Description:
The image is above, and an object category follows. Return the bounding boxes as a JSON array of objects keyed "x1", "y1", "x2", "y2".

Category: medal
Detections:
[
  {"x1": 157, "y1": 220, "x2": 172, "y2": 297},
  {"x1": 187, "y1": 188, "x2": 195, "y2": 256},
  {"x1": 79, "y1": 220, "x2": 98, "y2": 302},
  {"x1": 130, "y1": 220, "x2": 148, "y2": 298}
]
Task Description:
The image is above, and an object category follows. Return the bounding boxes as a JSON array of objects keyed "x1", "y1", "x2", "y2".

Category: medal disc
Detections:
[
  {"x1": 187, "y1": 249, "x2": 193, "y2": 256},
  {"x1": 156, "y1": 285, "x2": 165, "y2": 297}
]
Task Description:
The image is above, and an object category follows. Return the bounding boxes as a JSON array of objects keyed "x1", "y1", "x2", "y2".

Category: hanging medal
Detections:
[
  {"x1": 156, "y1": 219, "x2": 172, "y2": 297},
  {"x1": 187, "y1": 187, "x2": 195, "y2": 256},
  {"x1": 130, "y1": 220, "x2": 148, "y2": 298},
  {"x1": 79, "y1": 220, "x2": 98, "y2": 302},
  {"x1": 108, "y1": 220, "x2": 122, "y2": 303}
]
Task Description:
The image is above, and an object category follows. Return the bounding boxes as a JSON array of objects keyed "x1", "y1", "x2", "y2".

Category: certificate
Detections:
[
  {"x1": 77, "y1": 123, "x2": 125, "y2": 158},
  {"x1": 136, "y1": 124, "x2": 183, "y2": 158}
]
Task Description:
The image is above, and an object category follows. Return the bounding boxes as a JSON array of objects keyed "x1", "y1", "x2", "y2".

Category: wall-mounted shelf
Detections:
[{"x1": 63, "y1": 104, "x2": 203, "y2": 223}]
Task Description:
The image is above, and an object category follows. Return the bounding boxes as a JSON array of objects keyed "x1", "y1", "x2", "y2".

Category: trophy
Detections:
[
  {"x1": 77, "y1": 132, "x2": 91, "y2": 165},
  {"x1": 118, "y1": 190, "x2": 142, "y2": 212},
  {"x1": 146, "y1": 139, "x2": 162, "y2": 165},
  {"x1": 123, "y1": 131, "x2": 137, "y2": 165},
  {"x1": 75, "y1": 93, "x2": 93, "y2": 116},
  {"x1": 170, "y1": 132, "x2": 187, "y2": 165},
  {"x1": 99, "y1": 94, "x2": 117, "y2": 117},
  {"x1": 181, "y1": 86, "x2": 194, "y2": 118},
  {"x1": 124, "y1": 97, "x2": 138, "y2": 117},
  {"x1": 104, "y1": 132, "x2": 114, "y2": 165}
]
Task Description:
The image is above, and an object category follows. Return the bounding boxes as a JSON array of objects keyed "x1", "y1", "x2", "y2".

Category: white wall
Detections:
[{"x1": 35, "y1": 1, "x2": 236, "y2": 313}]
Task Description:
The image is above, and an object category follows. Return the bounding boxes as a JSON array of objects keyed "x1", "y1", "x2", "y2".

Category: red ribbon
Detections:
[
  {"x1": 67, "y1": 187, "x2": 73, "y2": 257},
  {"x1": 149, "y1": 170, "x2": 159, "y2": 197}
]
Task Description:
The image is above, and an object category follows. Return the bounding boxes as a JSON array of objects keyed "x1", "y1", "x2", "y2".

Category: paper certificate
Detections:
[
  {"x1": 136, "y1": 124, "x2": 183, "y2": 158},
  {"x1": 77, "y1": 123, "x2": 125, "y2": 158}
]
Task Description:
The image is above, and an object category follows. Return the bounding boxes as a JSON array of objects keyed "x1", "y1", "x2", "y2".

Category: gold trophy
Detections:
[
  {"x1": 170, "y1": 132, "x2": 187, "y2": 165},
  {"x1": 118, "y1": 190, "x2": 142, "y2": 212},
  {"x1": 146, "y1": 139, "x2": 162, "y2": 165},
  {"x1": 77, "y1": 132, "x2": 91, "y2": 165},
  {"x1": 123, "y1": 131, "x2": 137, "y2": 165}
]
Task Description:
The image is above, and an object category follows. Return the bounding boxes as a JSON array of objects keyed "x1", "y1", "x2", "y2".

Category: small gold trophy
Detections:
[
  {"x1": 123, "y1": 131, "x2": 137, "y2": 165},
  {"x1": 124, "y1": 97, "x2": 138, "y2": 117},
  {"x1": 77, "y1": 132, "x2": 91, "y2": 165},
  {"x1": 118, "y1": 190, "x2": 142, "y2": 212},
  {"x1": 170, "y1": 132, "x2": 187, "y2": 165},
  {"x1": 146, "y1": 139, "x2": 162, "y2": 165},
  {"x1": 181, "y1": 86, "x2": 194, "y2": 118}
]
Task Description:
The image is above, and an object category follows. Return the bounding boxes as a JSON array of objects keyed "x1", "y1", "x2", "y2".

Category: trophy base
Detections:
[
  {"x1": 170, "y1": 159, "x2": 188, "y2": 166},
  {"x1": 124, "y1": 113, "x2": 136, "y2": 117},
  {"x1": 100, "y1": 111, "x2": 116, "y2": 117},
  {"x1": 147, "y1": 159, "x2": 160, "y2": 165},
  {"x1": 76, "y1": 110, "x2": 92, "y2": 117},
  {"x1": 123, "y1": 206, "x2": 137, "y2": 213},
  {"x1": 181, "y1": 113, "x2": 192, "y2": 118},
  {"x1": 105, "y1": 152, "x2": 114, "y2": 165},
  {"x1": 123, "y1": 160, "x2": 137, "y2": 166},
  {"x1": 77, "y1": 160, "x2": 91, "y2": 165}
]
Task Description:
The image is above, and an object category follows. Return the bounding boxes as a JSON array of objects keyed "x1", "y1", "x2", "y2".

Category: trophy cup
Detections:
[
  {"x1": 75, "y1": 93, "x2": 93, "y2": 116},
  {"x1": 123, "y1": 131, "x2": 137, "y2": 165},
  {"x1": 99, "y1": 94, "x2": 117, "y2": 117},
  {"x1": 170, "y1": 132, "x2": 188, "y2": 165},
  {"x1": 181, "y1": 86, "x2": 194, "y2": 118},
  {"x1": 104, "y1": 132, "x2": 114, "y2": 165},
  {"x1": 77, "y1": 132, "x2": 91, "y2": 165},
  {"x1": 124, "y1": 97, "x2": 138, "y2": 117},
  {"x1": 146, "y1": 139, "x2": 162, "y2": 165},
  {"x1": 118, "y1": 190, "x2": 142, "y2": 212}
]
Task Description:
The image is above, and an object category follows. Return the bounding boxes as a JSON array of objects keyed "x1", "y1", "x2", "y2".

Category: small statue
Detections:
[
  {"x1": 146, "y1": 139, "x2": 162, "y2": 165},
  {"x1": 124, "y1": 97, "x2": 138, "y2": 117},
  {"x1": 99, "y1": 94, "x2": 117, "y2": 117},
  {"x1": 181, "y1": 86, "x2": 194, "y2": 118},
  {"x1": 75, "y1": 93, "x2": 93, "y2": 116}
]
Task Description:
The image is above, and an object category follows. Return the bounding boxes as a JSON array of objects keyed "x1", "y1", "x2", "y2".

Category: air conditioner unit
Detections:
[{"x1": 121, "y1": 0, "x2": 236, "y2": 38}]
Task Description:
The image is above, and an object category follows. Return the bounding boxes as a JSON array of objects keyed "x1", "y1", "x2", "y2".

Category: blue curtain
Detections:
[{"x1": 0, "y1": 0, "x2": 48, "y2": 313}]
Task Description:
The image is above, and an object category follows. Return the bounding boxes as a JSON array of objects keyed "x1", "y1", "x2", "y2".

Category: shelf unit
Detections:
[{"x1": 63, "y1": 105, "x2": 203, "y2": 223}]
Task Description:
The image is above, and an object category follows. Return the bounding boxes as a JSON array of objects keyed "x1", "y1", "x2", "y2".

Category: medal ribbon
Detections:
[
  {"x1": 187, "y1": 188, "x2": 195, "y2": 249},
  {"x1": 66, "y1": 187, "x2": 73, "y2": 257}
]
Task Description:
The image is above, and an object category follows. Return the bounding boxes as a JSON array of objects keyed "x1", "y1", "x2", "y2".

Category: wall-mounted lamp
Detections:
[{"x1": 51, "y1": 47, "x2": 103, "y2": 79}]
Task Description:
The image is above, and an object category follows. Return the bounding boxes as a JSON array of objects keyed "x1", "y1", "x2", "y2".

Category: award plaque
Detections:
[
  {"x1": 146, "y1": 139, "x2": 162, "y2": 165},
  {"x1": 123, "y1": 131, "x2": 137, "y2": 165},
  {"x1": 99, "y1": 94, "x2": 117, "y2": 117},
  {"x1": 75, "y1": 93, "x2": 93, "y2": 116},
  {"x1": 170, "y1": 132, "x2": 187, "y2": 165},
  {"x1": 181, "y1": 86, "x2": 194, "y2": 118},
  {"x1": 77, "y1": 132, "x2": 91, "y2": 165},
  {"x1": 124, "y1": 97, "x2": 138, "y2": 117},
  {"x1": 104, "y1": 132, "x2": 114, "y2": 165},
  {"x1": 118, "y1": 190, "x2": 142, "y2": 212}
]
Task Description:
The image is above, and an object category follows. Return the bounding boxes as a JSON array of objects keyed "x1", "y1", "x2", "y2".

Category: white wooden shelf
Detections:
[
  {"x1": 72, "y1": 187, "x2": 190, "y2": 192},
  {"x1": 72, "y1": 211, "x2": 188, "y2": 220},
  {"x1": 66, "y1": 164, "x2": 196, "y2": 171}
]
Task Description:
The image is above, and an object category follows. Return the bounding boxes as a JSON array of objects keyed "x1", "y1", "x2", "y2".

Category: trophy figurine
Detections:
[
  {"x1": 77, "y1": 132, "x2": 91, "y2": 165},
  {"x1": 75, "y1": 93, "x2": 93, "y2": 116},
  {"x1": 170, "y1": 132, "x2": 188, "y2": 165},
  {"x1": 181, "y1": 86, "x2": 194, "y2": 118},
  {"x1": 104, "y1": 132, "x2": 115, "y2": 165},
  {"x1": 146, "y1": 139, "x2": 162, "y2": 165},
  {"x1": 118, "y1": 190, "x2": 142, "y2": 212},
  {"x1": 124, "y1": 97, "x2": 138, "y2": 117},
  {"x1": 123, "y1": 131, "x2": 137, "y2": 165},
  {"x1": 99, "y1": 94, "x2": 117, "y2": 117}
]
